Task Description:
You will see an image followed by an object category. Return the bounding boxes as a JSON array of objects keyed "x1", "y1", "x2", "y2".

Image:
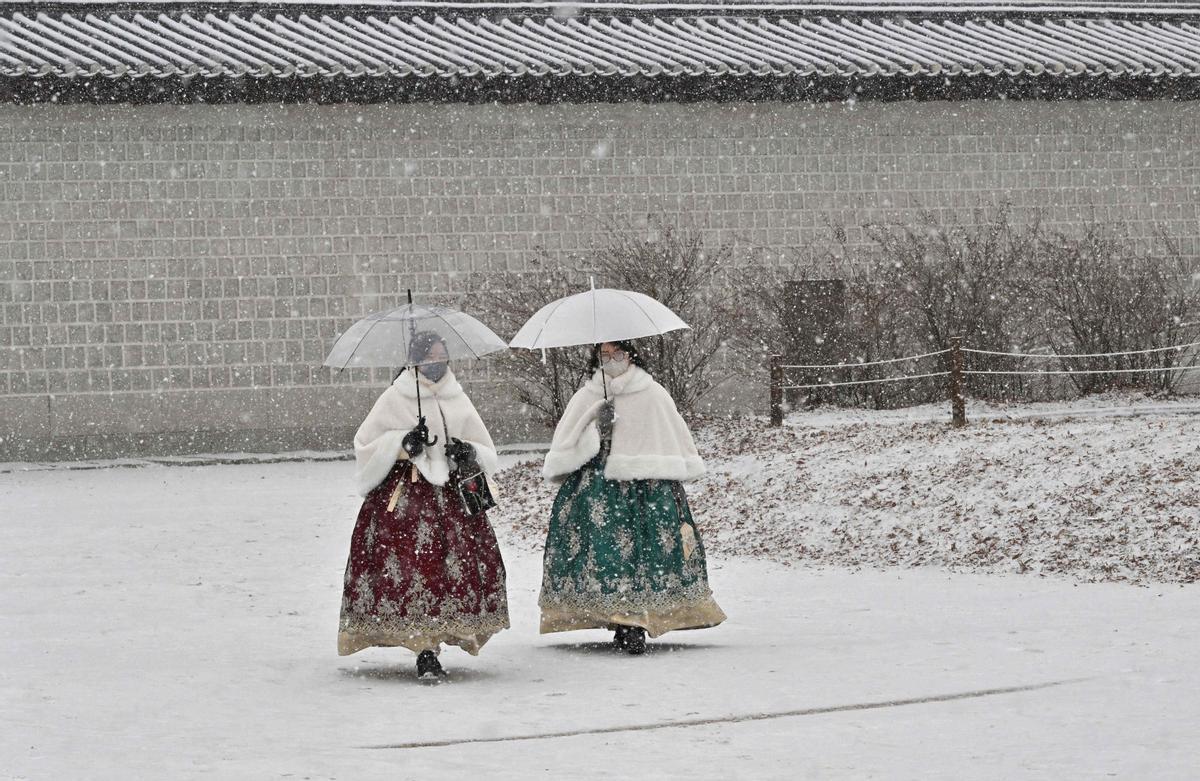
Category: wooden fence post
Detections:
[
  {"x1": 949, "y1": 336, "x2": 967, "y2": 427},
  {"x1": 769, "y1": 354, "x2": 784, "y2": 427}
]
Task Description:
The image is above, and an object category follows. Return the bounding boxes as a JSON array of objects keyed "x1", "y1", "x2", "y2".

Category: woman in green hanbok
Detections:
[{"x1": 538, "y1": 341, "x2": 725, "y2": 654}]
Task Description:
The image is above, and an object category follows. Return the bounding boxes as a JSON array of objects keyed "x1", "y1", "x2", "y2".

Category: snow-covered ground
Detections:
[
  {"x1": 3, "y1": 434, "x2": 1199, "y2": 779},
  {"x1": 493, "y1": 395, "x2": 1200, "y2": 584}
]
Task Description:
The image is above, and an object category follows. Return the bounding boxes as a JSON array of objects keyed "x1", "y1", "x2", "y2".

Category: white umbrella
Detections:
[{"x1": 508, "y1": 287, "x2": 689, "y2": 350}]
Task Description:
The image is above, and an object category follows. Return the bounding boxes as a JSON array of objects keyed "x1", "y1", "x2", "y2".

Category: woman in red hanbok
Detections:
[{"x1": 338, "y1": 332, "x2": 508, "y2": 677}]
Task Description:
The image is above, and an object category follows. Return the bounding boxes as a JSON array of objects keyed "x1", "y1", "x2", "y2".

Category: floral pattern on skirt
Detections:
[
  {"x1": 539, "y1": 453, "x2": 726, "y2": 638},
  {"x1": 339, "y1": 461, "x2": 509, "y2": 656}
]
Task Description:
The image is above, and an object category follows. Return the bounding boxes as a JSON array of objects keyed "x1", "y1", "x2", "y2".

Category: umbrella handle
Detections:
[
  {"x1": 416, "y1": 415, "x2": 439, "y2": 447},
  {"x1": 413, "y1": 370, "x2": 437, "y2": 445}
]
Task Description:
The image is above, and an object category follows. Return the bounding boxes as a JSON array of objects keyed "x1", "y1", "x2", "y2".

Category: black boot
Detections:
[
  {"x1": 416, "y1": 650, "x2": 446, "y2": 678},
  {"x1": 612, "y1": 625, "x2": 630, "y2": 651},
  {"x1": 625, "y1": 627, "x2": 647, "y2": 656}
]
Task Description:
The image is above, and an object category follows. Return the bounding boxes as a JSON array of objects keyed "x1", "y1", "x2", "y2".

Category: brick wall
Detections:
[{"x1": 1, "y1": 100, "x2": 1198, "y2": 460}]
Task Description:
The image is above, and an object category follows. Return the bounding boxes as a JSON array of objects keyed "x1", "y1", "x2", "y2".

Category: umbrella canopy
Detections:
[
  {"x1": 323, "y1": 301, "x2": 508, "y2": 370},
  {"x1": 508, "y1": 288, "x2": 689, "y2": 350}
]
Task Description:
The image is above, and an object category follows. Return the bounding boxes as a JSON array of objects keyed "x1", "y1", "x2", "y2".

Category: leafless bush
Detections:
[
  {"x1": 466, "y1": 221, "x2": 748, "y2": 424},
  {"x1": 590, "y1": 221, "x2": 748, "y2": 419},
  {"x1": 474, "y1": 208, "x2": 1200, "y2": 424},
  {"x1": 729, "y1": 232, "x2": 895, "y2": 407},
  {"x1": 742, "y1": 203, "x2": 1200, "y2": 410},
  {"x1": 861, "y1": 204, "x2": 1038, "y2": 402},
  {"x1": 461, "y1": 259, "x2": 591, "y2": 429},
  {"x1": 739, "y1": 205, "x2": 1038, "y2": 408},
  {"x1": 1020, "y1": 223, "x2": 1200, "y2": 394}
]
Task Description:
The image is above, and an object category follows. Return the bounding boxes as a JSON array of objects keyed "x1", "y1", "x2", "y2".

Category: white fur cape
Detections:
[
  {"x1": 543, "y1": 365, "x2": 705, "y2": 483},
  {"x1": 353, "y1": 369, "x2": 498, "y2": 496}
]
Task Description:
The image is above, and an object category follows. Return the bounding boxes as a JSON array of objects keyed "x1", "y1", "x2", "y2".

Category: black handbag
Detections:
[
  {"x1": 455, "y1": 466, "x2": 497, "y2": 516},
  {"x1": 439, "y1": 406, "x2": 497, "y2": 516}
]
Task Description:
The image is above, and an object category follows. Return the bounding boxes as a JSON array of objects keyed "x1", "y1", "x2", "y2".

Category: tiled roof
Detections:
[{"x1": 3, "y1": 4, "x2": 1200, "y2": 80}]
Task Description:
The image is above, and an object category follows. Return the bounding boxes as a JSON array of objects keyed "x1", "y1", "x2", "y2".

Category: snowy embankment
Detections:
[{"x1": 493, "y1": 395, "x2": 1200, "y2": 584}]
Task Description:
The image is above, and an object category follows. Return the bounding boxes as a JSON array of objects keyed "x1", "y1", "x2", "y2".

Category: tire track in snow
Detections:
[{"x1": 361, "y1": 678, "x2": 1083, "y2": 750}]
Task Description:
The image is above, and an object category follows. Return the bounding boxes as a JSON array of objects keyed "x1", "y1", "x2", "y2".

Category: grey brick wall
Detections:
[{"x1": 1, "y1": 101, "x2": 1198, "y2": 460}]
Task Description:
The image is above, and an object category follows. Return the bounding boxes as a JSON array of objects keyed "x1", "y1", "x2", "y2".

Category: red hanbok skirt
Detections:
[{"x1": 338, "y1": 460, "x2": 509, "y2": 656}]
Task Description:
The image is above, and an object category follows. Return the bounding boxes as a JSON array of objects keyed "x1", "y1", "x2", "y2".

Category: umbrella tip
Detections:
[
  {"x1": 407, "y1": 288, "x2": 413, "y2": 305},
  {"x1": 589, "y1": 276, "x2": 595, "y2": 290}
]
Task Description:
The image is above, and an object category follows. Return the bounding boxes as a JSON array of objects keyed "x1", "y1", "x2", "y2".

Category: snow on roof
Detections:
[
  {"x1": 3, "y1": 4, "x2": 1200, "y2": 80},
  {"x1": 5, "y1": 1, "x2": 1200, "y2": 9}
]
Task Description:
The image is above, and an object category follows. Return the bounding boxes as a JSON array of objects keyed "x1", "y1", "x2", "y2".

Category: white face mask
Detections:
[{"x1": 601, "y1": 358, "x2": 629, "y2": 377}]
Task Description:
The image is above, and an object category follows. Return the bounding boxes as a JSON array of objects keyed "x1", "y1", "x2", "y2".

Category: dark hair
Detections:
[
  {"x1": 408, "y1": 330, "x2": 446, "y2": 365},
  {"x1": 587, "y1": 340, "x2": 646, "y2": 373},
  {"x1": 392, "y1": 330, "x2": 446, "y2": 381}
]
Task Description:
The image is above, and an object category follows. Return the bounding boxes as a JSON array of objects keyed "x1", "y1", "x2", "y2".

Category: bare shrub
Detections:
[
  {"x1": 861, "y1": 204, "x2": 1038, "y2": 402},
  {"x1": 461, "y1": 258, "x2": 591, "y2": 430},
  {"x1": 472, "y1": 208, "x2": 1200, "y2": 425},
  {"x1": 729, "y1": 231, "x2": 915, "y2": 408},
  {"x1": 1020, "y1": 223, "x2": 1200, "y2": 394},
  {"x1": 739, "y1": 204, "x2": 1040, "y2": 408},
  {"x1": 747, "y1": 206, "x2": 1200, "y2": 409},
  {"x1": 589, "y1": 221, "x2": 748, "y2": 419},
  {"x1": 466, "y1": 220, "x2": 748, "y2": 424}
]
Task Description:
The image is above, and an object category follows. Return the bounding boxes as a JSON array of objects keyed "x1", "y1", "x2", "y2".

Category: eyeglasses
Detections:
[{"x1": 600, "y1": 350, "x2": 627, "y2": 363}]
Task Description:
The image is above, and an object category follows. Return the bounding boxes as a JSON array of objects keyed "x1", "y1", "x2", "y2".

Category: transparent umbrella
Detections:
[
  {"x1": 323, "y1": 290, "x2": 508, "y2": 443},
  {"x1": 323, "y1": 292, "x2": 508, "y2": 371}
]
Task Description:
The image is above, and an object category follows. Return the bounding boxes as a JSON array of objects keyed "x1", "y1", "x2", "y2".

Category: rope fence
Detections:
[
  {"x1": 961, "y1": 340, "x2": 1200, "y2": 360},
  {"x1": 778, "y1": 349, "x2": 949, "y2": 370},
  {"x1": 768, "y1": 336, "x2": 1200, "y2": 427},
  {"x1": 778, "y1": 371, "x2": 951, "y2": 391},
  {"x1": 964, "y1": 367, "x2": 1200, "y2": 377}
]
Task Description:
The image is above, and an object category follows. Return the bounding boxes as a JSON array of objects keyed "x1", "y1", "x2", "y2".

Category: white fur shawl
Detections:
[
  {"x1": 353, "y1": 369, "x2": 498, "y2": 496},
  {"x1": 542, "y1": 365, "x2": 705, "y2": 483}
]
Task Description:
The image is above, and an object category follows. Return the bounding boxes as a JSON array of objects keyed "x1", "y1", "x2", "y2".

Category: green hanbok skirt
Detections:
[{"x1": 538, "y1": 451, "x2": 726, "y2": 637}]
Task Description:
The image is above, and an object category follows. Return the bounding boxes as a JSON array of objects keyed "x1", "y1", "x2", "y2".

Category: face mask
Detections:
[
  {"x1": 421, "y1": 362, "x2": 448, "y2": 383},
  {"x1": 601, "y1": 358, "x2": 629, "y2": 377}
]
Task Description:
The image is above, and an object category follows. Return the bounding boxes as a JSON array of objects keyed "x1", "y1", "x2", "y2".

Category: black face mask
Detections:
[{"x1": 421, "y1": 362, "x2": 448, "y2": 383}]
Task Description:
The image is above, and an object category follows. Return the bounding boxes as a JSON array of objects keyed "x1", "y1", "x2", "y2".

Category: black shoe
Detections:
[
  {"x1": 416, "y1": 650, "x2": 446, "y2": 678},
  {"x1": 625, "y1": 627, "x2": 647, "y2": 656},
  {"x1": 612, "y1": 625, "x2": 631, "y2": 651}
]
